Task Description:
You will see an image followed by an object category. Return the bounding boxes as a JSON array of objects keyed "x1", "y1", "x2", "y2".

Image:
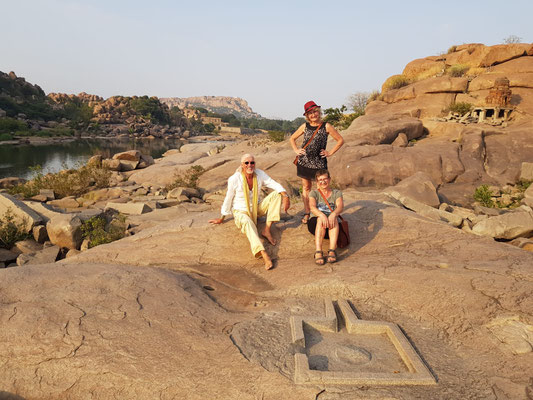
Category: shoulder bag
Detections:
[{"x1": 293, "y1": 123, "x2": 324, "y2": 165}]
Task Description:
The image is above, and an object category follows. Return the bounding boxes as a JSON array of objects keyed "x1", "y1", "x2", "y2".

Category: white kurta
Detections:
[{"x1": 221, "y1": 169, "x2": 286, "y2": 216}]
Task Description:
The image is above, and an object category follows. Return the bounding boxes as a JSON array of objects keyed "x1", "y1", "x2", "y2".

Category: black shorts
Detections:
[
  {"x1": 307, "y1": 216, "x2": 330, "y2": 239},
  {"x1": 296, "y1": 163, "x2": 327, "y2": 181}
]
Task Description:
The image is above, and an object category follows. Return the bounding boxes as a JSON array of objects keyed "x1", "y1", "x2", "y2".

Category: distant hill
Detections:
[{"x1": 160, "y1": 96, "x2": 261, "y2": 119}]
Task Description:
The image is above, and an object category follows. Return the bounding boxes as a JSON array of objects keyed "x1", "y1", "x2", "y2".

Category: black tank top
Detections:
[{"x1": 298, "y1": 123, "x2": 328, "y2": 169}]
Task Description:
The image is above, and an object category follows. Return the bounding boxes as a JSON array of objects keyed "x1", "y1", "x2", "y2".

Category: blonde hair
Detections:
[{"x1": 304, "y1": 108, "x2": 323, "y2": 123}]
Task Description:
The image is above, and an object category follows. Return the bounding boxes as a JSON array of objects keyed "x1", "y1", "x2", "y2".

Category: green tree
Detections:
[
  {"x1": 130, "y1": 96, "x2": 169, "y2": 124},
  {"x1": 204, "y1": 123, "x2": 216, "y2": 133},
  {"x1": 323, "y1": 105, "x2": 347, "y2": 126},
  {"x1": 193, "y1": 107, "x2": 209, "y2": 114},
  {"x1": 63, "y1": 101, "x2": 93, "y2": 130}
]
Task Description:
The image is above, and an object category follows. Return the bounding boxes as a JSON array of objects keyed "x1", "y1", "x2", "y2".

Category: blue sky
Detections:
[{"x1": 1, "y1": 0, "x2": 532, "y2": 119}]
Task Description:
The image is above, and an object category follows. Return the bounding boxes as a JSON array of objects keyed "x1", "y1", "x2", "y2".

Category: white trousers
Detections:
[{"x1": 233, "y1": 191, "x2": 282, "y2": 257}]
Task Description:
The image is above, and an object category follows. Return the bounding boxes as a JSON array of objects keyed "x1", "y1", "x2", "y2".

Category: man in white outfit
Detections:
[{"x1": 209, "y1": 154, "x2": 290, "y2": 270}]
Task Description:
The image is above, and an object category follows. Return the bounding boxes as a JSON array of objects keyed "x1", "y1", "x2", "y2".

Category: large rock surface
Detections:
[
  {"x1": 330, "y1": 141, "x2": 463, "y2": 189},
  {"x1": 384, "y1": 171, "x2": 440, "y2": 207},
  {"x1": 0, "y1": 263, "x2": 312, "y2": 399},
  {"x1": 44, "y1": 191, "x2": 533, "y2": 397},
  {"x1": 445, "y1": 43, "x2": 533, "y2": 68},
  {"x1": 3, "y1": 43, "x2": 533, "y2": 400},
  {"x1": 1, "y1": 188, "x2": 533, "y2": 399},
  {"x1": 342, "y1": 114, "x2": 424, "y2": 145}
]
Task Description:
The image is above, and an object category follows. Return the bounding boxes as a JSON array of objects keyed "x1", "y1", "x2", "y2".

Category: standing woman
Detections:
[{"x1": 290, "y1": 101, "x2": 344, "y2": 223}]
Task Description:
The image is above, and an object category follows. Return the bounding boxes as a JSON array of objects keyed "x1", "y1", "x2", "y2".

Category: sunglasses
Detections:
[{"x1": 243, "y1": 161, "x2": 255, "y2": 165}]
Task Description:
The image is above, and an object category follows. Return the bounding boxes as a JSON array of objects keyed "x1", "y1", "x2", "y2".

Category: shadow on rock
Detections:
[
  {"x1": 0, "y1": 392, "x2": 26, "y2": 400},
  {"x1": 340, "y1": 200, "x2": 386, "y2": 259},
  {"x1": 259, "y1": 214, "x2": 300, "y2": 267}
]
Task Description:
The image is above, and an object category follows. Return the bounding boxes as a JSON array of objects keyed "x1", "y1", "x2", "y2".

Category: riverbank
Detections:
[
  {"x1": 0, "y1": 134, "x2": 182, "y2": 147},
  {"x1": 0, "y1": 134, "x2": 242, "y2": 180}
]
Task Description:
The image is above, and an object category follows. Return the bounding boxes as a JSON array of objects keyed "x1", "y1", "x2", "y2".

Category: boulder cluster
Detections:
[
  {"x1": 0, "y1": 71, "x2": 193, "y2": 140},
  {"x1": 332, "y1": 43, "x2": 533, "y2": 208},
  {"x1": 383, "y1": 170, "x2": 533, "y2": 250},
  {"x1": 48, "y1": 94, "x2": 188, "y2": 139},
  {"x1": 47, "y1": 91, "x2": 104, "y2": 106},
  {"x1": 0, "y1": 71, "x2": 46, "y2": 103},
  {"x1": 374, "y1": 43, "x2": 533, "y2": 119}
]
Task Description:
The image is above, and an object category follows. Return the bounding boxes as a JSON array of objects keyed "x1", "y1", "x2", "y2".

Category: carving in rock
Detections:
[{"x1": 291, "y1": 299, "x2": 436, "y2": 386}]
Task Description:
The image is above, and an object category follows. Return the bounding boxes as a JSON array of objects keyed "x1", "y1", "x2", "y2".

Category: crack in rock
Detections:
[{"x1": 7, "y1": 306, "x2": 17, "y2": 321}]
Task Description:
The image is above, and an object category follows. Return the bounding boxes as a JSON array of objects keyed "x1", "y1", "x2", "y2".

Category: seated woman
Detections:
[{"x1": 308, "y1": 169, "x2": 344, "y2": 265}]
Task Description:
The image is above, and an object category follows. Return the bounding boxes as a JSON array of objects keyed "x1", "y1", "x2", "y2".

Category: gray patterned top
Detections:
[{"x1": 310, "y1": 189, "x2": 343, "y2": 216}]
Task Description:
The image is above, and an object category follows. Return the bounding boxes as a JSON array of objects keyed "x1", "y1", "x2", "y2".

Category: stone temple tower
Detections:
[{"x1": 485, "y1": 77, "x2": 512, "y2": 107}]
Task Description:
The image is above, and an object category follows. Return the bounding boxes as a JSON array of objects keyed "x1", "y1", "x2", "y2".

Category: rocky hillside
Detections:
[
  {"x1": 333, "y1": 42, "x2": 533, "y2": 207},
  {"x1": 0, "y1": 71, "x2": 46, "y2": 102},
  {"x1": 371, "y1": 42, "x2": 533, "y2": 119},
  {"x1": 160, "y1": 95, "x2": 261, "y2": 118},
  {"x1": 0, "y1": 71, "x2": 54, "y2": 121},
  {"x1": 0, "y1": 71, "x2": 190, "y2": 139},
  {"x1": 47, "y1": 93, "x2": 189, "y2": 137}
]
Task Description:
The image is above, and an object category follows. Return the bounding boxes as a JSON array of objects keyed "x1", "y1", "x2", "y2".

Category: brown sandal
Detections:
[
  {"x1": 314, "y1": 250, "x2": 325, "y2": 265},
  {"x1": 327, "y1": 249, "x2": 337, "y2": 264}
]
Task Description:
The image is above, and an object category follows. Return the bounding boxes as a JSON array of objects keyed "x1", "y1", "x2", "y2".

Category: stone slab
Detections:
[
  {"x1": 0, "y1": 193, "x2": 44, "y2": 232},
  {"x1": 16, "y1": 245, "x2": 60, "y2": 266},
  {"x1": 105, "y1": 202, "x2": 151, "y2": 215},
  {"x1": 388, "y1": 191, "x2": 463, "y2": 227}
]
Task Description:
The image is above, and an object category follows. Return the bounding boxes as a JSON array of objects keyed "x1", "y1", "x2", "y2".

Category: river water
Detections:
[{"x1": 0, "y1": 137, "x2": 184, "y2": 179}]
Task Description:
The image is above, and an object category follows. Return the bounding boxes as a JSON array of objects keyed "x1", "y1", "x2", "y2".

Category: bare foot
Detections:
[
  {"x1": 261, "y1": 250, "x2": 274, "y2": 270},
  {"x1": 261, "y1": 228, "x2": 277, "y2": 246}
]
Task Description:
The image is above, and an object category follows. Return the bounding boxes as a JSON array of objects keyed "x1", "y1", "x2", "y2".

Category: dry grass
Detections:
[
  {"x1": 0, "y1": 209, "x2": 30, "y2": 249},
  {"x1": 382, "y1": 75, "x2": 410, "y2": 93},
  {"x1": 414, "y1": 65, "x2": 445, "y2": 81},
  {"x1": 447, "y1": 64, "x2": 470, "y2": 77},
  {"x1": 9, "y1": 164, "x2": 111, "y2": 199},
  {"x1": 447, "y1": 45, "x2": 458, "y2": 54},
  {"x1": 166, "y1": 165, "x2": 206, "y2": 190},
  {"x1": 465, "y1": 67, "x2": 486, "y2": 77}
]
